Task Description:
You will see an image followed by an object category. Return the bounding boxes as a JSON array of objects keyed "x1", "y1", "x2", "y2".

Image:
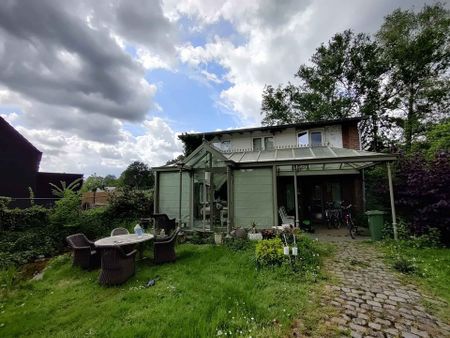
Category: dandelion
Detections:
[
  {"x1": 251, "y1": 317, "x2": 254, "y2": 321},
  {"x1": 217, "y1": 330, "x2": 223, "y2": 336}
]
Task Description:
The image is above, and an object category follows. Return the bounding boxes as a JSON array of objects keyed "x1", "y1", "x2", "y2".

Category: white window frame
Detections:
[
  {"x1": 309, "y1": 128, "x2": 324, "y2": 146},
  {"x1": 297, "y1": 128, "x2": 324, "y2": 147},
  {"x1": 252, "y1": 136, "x2": 274, "y2": 151}
]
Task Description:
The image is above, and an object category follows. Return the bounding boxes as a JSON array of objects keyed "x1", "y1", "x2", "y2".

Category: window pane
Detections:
[
  {"x1": 298, "y1": 132, "x2": 308, "y2": 146},
  {"x1": 310, "y1": 131, "x2": 322, "y2": 146},
  {"x1": 253, "y1": 138, "x2": 262, "y2": 151},
  {"x1": 221, "y1": 141, "x2": 231, "y2": 151},
  {"x1": 264, "y1": 137, "x2": 274, "y2": 150}
]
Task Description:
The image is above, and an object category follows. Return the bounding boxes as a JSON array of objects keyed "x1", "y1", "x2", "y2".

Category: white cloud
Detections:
[
  {"x1": 170, "y1": 0, "x2": 428, "y2": 125},
  {"x1": 14, "y1": 117, "x2": 183, "y2": 176}
]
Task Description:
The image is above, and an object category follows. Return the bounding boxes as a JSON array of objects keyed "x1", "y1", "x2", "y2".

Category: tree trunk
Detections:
[{"x1": 405, "y1": 87, "x2": 415, "y2": 151}]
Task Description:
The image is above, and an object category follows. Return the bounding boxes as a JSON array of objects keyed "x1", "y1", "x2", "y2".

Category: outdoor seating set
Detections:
[{"x1": 66, "y1": 214, "x2": 180, "y2": 286}]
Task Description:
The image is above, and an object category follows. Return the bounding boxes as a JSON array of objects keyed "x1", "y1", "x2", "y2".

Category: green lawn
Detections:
[
  {"x1": 378, "y1": 242, "x2": 450, "y2": 321},
  {"x1": 0, "y1": 244, "x2": 332, "y2": 338}
]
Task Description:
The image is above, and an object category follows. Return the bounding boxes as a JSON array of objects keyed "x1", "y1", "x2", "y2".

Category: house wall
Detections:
[
  {"x1": 342, "y1": 121, "x2": 360, "y2": 150},
  {"x1": 233, "y1": 167, "x2": 274, "y2": 228},
  {"x1": 158, "y1": 171, "x2": 191, "y2": 223},
  {"x1": 211, "y1": 124, "x2": 344, "y2": 150}
]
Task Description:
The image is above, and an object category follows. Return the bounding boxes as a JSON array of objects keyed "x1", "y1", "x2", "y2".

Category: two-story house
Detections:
[{"x1": 153, "y1": 117, "x2": 397, "y2": 232}]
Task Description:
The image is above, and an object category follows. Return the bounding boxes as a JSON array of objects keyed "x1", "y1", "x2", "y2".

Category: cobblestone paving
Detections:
[{"x1": 322, "y1": 242, "x2": 449, "y2": 338}]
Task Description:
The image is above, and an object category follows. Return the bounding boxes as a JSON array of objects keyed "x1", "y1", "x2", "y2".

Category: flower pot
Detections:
[
  {"x1": 283, "y1": 246, "x2": 290, "y2": 256},
  {"x1": 248, "y1": 233, "x2": 263, "y2": 241},
  {"x1": 292, "y1": 247, "x2": 298, "y2": 256}
]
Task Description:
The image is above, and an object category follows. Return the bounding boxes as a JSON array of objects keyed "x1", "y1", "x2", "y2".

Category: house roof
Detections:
[
  {"x1": 178, "y1": 117, "x2": 363, "y2": 141},
  {"x1": 220, "y1": 145, "x2": 396, "y2": 171},
  {"x1": 0, "y1": 116, "x2": 42, "y2": 156},
  {"x1": 153, "y1": 141, "x2": 396, "y2": 173}
]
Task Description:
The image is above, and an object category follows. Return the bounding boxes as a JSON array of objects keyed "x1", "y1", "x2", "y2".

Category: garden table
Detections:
[{"x1": 95, "y1": 234, "x2": 154, "y2": 260}]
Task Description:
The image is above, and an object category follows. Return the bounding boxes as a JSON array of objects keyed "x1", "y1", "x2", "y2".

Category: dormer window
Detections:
[
  {"x1": 253, "y1": 136, "x2": 274, "y2": 151},
  {"x1": 298, "y1": 132, "x2": 308, "y2": 146},
  {"x1": 221, "y1": 140, "x2": 231, "y2": 151},
  {"x1": 310, "y1": 131, "x2": 322, "y2": 146},
  {"x1": 297, "y1": 130, "x2": 323, "y2": 146}
]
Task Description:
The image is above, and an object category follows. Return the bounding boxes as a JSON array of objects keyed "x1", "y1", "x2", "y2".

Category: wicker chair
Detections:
[
  {"x1": 111, "y1": 227, "x2": 129, "y2": 236},
  {"x1": 152, "y1": 213, "x2": 176, "y2": 235},
  {"x1": 99, "y1": 246, "x2": 138, "y2": 286},
  {"x1": 153, "y1": 228, "x2": 180, "y2": 264},
  {"x1": 66, "y1": 233, "x2": 100, "y2": 270}
]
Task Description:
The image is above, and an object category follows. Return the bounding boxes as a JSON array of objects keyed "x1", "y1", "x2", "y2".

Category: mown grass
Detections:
[
  {"x1": 0, "y1": 243, "x2": 333, "y2": 337},
  {"x1": 377, "y1": 241, "x2": 450, "y2": 321}
]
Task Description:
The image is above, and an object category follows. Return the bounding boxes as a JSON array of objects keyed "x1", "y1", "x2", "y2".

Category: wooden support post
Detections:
[
  {"x1": 153, "y1": 171, "x2": 159, "y2": 214},
  {"x1": 293, "y1": 165, "x2": 299, "y2": 227},
  {"x1": 209, "y1": 153, "x2": 214, "y2": 231},
  {"x1": 272, "y1": 165, "x2": 278, "y2": 226},
  {"x1": 189, "y1": 171, "x2": 194, "y2": 228},
  {"x1": 226, "y1": 165, "x2": 232, "y2": 234},
  {"x1": 387, "y1": 162, "x2": 398, "y2": 241},
  {"x1": 178, "y1": 168, "x2": 183, "y2": 226}
]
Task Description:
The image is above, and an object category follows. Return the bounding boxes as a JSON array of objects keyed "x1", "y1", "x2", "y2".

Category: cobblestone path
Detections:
[{"x1": 322, "y1": 242, "x2": 449, "y2": 338}]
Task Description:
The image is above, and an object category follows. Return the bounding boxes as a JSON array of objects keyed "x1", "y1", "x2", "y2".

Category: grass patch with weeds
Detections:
[
  {"x1": 0, "y1": 243, "x2": 333, "y2": 337},
  {"x1": 374, "y1": 241, "x2": 450, "y2": 322}
]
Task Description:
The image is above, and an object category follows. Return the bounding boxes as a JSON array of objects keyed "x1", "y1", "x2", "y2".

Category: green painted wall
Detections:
[
  {"x1": 158, "y1": 171, "x2": 191, "y2": 223},
  {"x1": 233, "y1": 168, "x2": 274, "y2": 228}
]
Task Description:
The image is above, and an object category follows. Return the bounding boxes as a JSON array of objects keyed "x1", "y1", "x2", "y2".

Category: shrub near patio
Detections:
[
  {"x1": 0, "y1": 188, "x2": 153, "y2": 269},
  {"x1": 0, "y1": 233, "x2": 333, "y2": 337}
]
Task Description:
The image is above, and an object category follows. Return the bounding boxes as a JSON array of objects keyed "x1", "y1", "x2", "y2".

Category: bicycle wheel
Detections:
[{"x1": 348, "y1": 220, "x2": 356, "y2": 239}]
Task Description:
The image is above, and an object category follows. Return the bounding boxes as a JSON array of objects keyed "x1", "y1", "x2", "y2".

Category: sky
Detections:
[{"x1": 0, "y1": 0, "x2": 431, "y2": 177}]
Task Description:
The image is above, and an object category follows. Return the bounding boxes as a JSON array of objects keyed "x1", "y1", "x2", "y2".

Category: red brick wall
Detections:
[{"x1": 342, "y1": 122, "x2": 360, "y2": 150}]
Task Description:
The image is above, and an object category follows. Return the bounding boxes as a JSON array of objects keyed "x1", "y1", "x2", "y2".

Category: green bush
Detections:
[
  {"x1": 108, "y1": 188, "x2": 153, "y2": 219},
  {"x1": 223, "y1": 237, "x2": 252, "y2": 251},
  {"x1": 50, "y1": 190, "x2": 81, "y2": 226},
  {"x1": 255, "y1": 238, "x2": 285, "y2": 267},
  {"x1": 393, "y1": 256, "x2": 418, "y2": 274},
  {"x1": 0, "y1": 205, "x2": 50, "y2": 230},
  {"x1": 383, "y1": 219, "x2": 441, "y2": 248}
]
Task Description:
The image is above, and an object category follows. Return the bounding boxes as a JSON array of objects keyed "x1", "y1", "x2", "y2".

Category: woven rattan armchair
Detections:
[
  {"x1": 152, "y1": 213, "x2": 176, "y2": 235},
  {"x1": 66, "y1": 233, "x2": 100, "y2": 270},
  {"x1": 153, "y1": 228, "x2": 180, "y2": 264},
  {"x1": 99, "y1": 246, "x2": 137, "y2": 286},
  {"x1": 111, "y1": 227, "x2": 129, "y2": 236}
]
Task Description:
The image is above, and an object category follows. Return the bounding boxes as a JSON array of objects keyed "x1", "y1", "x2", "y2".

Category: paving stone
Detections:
[
  {"x1": 315, "y1": 242, "x2": 448, "y2": 338},
  {"x1": 357, "y1": 312, "x2": 369, "y2": 320},
  {"x1": 401, "y1": 332, "x2": 420, "y2": 338},
  {"x1": 349, "y1": 322, "x2": 367, "y2": 334},
  {"x1": 410, "y1": 327, "x2": 429, "y2": 338},
  {"x1": 367, "y1": 300, "x2": 382, "y2": 307},
  {"x1": 375, "y1": 318, "x2": 391, "y2": 326},
  {"x1": 368, "y1": 322, "x2": 381, "y2": 331}
]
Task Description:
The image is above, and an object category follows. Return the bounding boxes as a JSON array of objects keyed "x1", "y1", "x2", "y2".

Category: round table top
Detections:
[{"x1": 94, "y1": 233, "x2": 154, "y2": 247}]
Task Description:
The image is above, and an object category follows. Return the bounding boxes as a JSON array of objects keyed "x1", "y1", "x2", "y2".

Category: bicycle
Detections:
[
  {"x1": 325, "y1": 202, "x2": 341, "y2": 229},
  {"x1": 341, "y1": 202, "x2": 357, "y2": 239}
]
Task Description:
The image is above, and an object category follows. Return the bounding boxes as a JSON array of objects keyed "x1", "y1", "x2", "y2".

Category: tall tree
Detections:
[
  {"x1": 120, "y1": 161, "x2": 154, "y2": 190},
  {"x1": 376, "y1": 3, "x2": 450, "y2": 150},
  {"x1": 261, "y1": 30, "x2": 391, "y2": 150}
]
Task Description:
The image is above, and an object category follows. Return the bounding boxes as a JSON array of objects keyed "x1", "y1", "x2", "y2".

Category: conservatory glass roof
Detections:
[{"x1": 153, "y1": 142, "x2": 396, "y2": 172}]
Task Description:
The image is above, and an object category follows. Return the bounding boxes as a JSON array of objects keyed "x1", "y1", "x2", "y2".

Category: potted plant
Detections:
[{"x1": 248, "y1": 221, "x2": 263, "y2": 241}]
